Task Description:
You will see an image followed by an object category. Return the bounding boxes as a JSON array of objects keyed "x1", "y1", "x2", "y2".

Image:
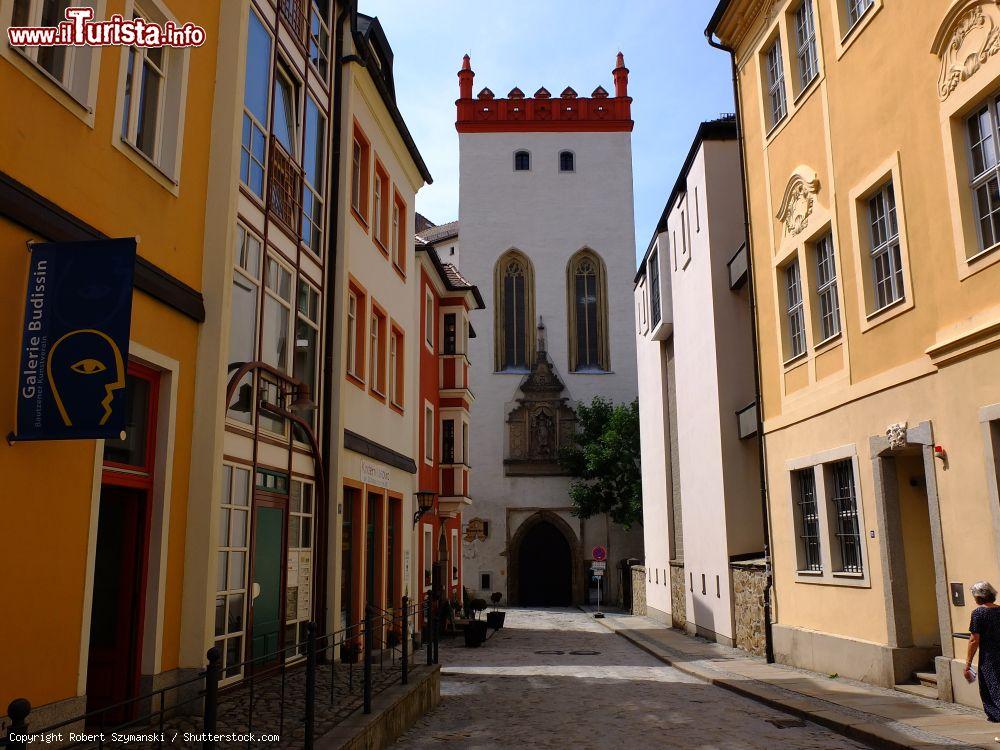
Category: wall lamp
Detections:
[{"x1": 414, "y1": 490, "x2": 436, "y2": 525}]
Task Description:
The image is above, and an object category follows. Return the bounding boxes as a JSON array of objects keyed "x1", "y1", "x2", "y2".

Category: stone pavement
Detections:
[
  {"x1": 586, "y1": 606, "x2": 1000, "y2": 749},
  {"x1": 392, "y1": 608, "x2": 879, "y2": 749}
]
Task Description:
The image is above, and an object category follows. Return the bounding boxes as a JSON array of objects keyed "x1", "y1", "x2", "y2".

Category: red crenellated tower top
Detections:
[{"x1": 456, "y1": 53, "x2": 633, "y2": 133}]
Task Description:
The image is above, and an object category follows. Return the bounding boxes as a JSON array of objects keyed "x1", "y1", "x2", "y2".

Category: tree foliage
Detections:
[{"x1": 558, "y1": 397, "x2": 642, "y2": 529}]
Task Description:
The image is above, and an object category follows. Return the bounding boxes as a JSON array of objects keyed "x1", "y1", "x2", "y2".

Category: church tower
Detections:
[{"x1": 453, "y1": 54, "x2": 641, "y2": 606}]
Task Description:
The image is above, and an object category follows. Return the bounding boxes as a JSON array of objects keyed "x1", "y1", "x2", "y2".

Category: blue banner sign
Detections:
[{"x1": 15, "y1": 238, "x2": 136, "y2": 441}]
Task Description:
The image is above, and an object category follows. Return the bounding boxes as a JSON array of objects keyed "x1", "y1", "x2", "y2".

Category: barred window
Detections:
[
  {"x1": 765, "y1": 38, "x2": 787, "y2": 129},
  {"x1": 785, "y1": 259, "x2": 806, "y2": 358},
  {"x1": 867, "y1": 182, "x2": 905, "y2": 311},
  {"x1": 830, "y1": 460, "x2": 863, "y2": 573},
  {"x1": 794, "y1": 1, "x2": 818, "y2": 91},
  {"x1": 795, "y1": 469, "x2": 822, "y2": 572},
  {"x1": 814, "y1": 233, "x2": 841, "y2": 341},
  {"x1": 967, "y1": 100, "x2": 1000, "y2": 255}
]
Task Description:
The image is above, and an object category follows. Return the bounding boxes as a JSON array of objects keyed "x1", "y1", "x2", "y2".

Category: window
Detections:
[
  {"x1": 216, "y1": 464, "x2": 251, "y2": 679},
  {"x1": 346, "y1": 282, "x2": 366, "y2": 383},
  {"x1": 442, "y1": 419, "x2": 455, "y2": 464},
  {"x1": 480, "y1": 572, "x2": 491, "y2": 590},
  {"x1": 272, "y1": 62, "x2": 298, "y2": 156},
  {"x1": 785, "y1": 259, "x2": 806, "y2": 359},
  {"x1": 462, "y1": 421, "x2": 469, "y2": 465},
  {"x1": 351, "y1": 124, "x2": 370, "y2": 224},
  {"x1": 293, "y1": 281, "x2": 320, "y2": 440},
  {"x1": 285, "y1": 480, "x2": 314, "y2": 657},
  {"x1": 11, "y1": 0, "x2": 98, "y2": 105},
  {"x1": 495, "y1": 251, "x2": 534, "y2": 371},
  {"x1": 795, "y1": 468, "x2": 822, "y2": 572},
  {"x1": 424, "y1": 289, "x2": 435, "y2": 349},
  {"x1": 443, "y1": 313, "x2": 457, "y2": 355},
  {"x1": 121, "y1": 20, "x2": 167, "y2": 161},
  {"x1": 765, "y1": 37, "x2": 787, "y2": 129},
  {"x1": 794, "y1": 1, "x2": 818, "y2": 91},
  {"x1": 373, "y1": 165, "x2": 386, "y2": 247},
  {"x1": 694, "y1": 188, "x2": 701, "y2": 232},
  {"x1": 648, "y1": 249, "x2": 661, "y2": 327},
  {"x1": 846, "y1": 0, "x2": 873, "y2": 28},
  {"x1": 481, "y1": 521, "x2": 490, "y2": 539},
  {"x1": 559, "y1": 151, "x2": 574, "y2": 172},
  {"x1": 392, "y1": 192, "x2": 406, "y2": 273},
  {"x1": 228, "y1": 225, "x2": 261, "y2": 423},
  {"x1": 241, "y1": 10, "x2": 271, "y2": 198},
  {"x1": 568, "y1": 250, "x2": 608, "y2": 372},
  {"x1": 389, "y1": 326, "x2": 404, "y2": 409},
  {"x1": 262, "y1": 256, "x2": 293, "y2": 372},
  {"x1": 424, "y1": 404, "x2": 434, "y2": 464},
  {"x1": 514, "y1": 150, "x2": 530, "y2": 171},
  {"x1": 369, "y1": 305, "x2": 387, "y2": 397},
  {"x1": 451, "y1": 529, "x2": 459, "y2": 582},
  {"x1": 301, "y1": 95, "x2": 326, "y2": 254},
  {"x1": 308, "y1": 0, "x2": 330, "y2": 77},
  {"x1": 867, "y1": 182, "x2": 904, "y2": 311},
  {"x1": 814, "y1": 234, "x2": 841, "y2": 341},
  {"x1": 967, "y1": 100, "x2": 1000, "y2": 255},
  {"x1": 829, "y1": 460, "x2": 862, "y2": 573},
  {"x1": 423, "y1": 525, "x2": 433, "y2": 590}
]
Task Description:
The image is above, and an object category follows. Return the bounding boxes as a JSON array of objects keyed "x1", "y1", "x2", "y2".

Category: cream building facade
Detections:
[{"x1": 709, "y1": 0, "x2": 1000, "y2": 706}]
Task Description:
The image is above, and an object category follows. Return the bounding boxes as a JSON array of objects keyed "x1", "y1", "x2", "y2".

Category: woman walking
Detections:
[{"x1": 964, "y1": 581, "x2": 1000, "y2": 734}]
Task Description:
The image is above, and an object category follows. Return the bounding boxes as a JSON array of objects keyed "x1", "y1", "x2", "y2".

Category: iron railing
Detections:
[
  {"x1": 267, "y1": 137, "x2": 303, "y2": 237},
  {"x1": 2, "y1": 597, "x2": 438, "y2": 750}
]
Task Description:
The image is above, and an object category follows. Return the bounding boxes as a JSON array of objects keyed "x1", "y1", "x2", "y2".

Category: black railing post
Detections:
[
  {"x1": 432, "y1": 595, "x2": 440, "y2": 665},
  {"x1": 425, "y1": 599, "x2": 432, "y2": 666},
  {"x1": 203, "y1": 647, "x2": 221, "y2": 750},
  {"x1": 363, "y1": 605, "x2": 373, "y2": 714},
  {"x1": 304, "y1": 622, "x2": 317, "y2": 750},
  {"x1": 4, "y1": 699, "x2": 30, "y2": 750},
  {"x1": 401, "y1": 595, "x2": 409, "y2": 685}
]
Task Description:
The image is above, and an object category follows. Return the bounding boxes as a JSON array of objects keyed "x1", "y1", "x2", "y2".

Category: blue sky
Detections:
[{"x1": 365, "y1": 1, "x2": 734, "y2": 265}]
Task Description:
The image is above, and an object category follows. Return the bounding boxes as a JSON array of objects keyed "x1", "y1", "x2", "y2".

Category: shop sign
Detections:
[
  {"x1": 361, "y1": 459, "x2": 390, "y2": 488},
  {"x1": 14, "y1": 239, "x2": 136, "y2": 441}
]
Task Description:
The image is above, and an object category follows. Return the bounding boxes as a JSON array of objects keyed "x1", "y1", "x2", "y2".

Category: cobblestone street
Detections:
[{"x1": 393, "y1": 609, "x2": 872, "y2": 749}]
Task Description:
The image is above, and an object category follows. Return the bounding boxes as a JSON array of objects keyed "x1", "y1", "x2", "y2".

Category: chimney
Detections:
[
  {"x1": 613, "y1": 51, "x2": 629, "y2": 98},
  {"x1": 458, "y1": 54, "x2": 474, "y2": 100}
]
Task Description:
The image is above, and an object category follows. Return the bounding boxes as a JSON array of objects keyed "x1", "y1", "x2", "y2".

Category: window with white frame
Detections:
[
  {"x1": 424, "y1": 404, "x2": 434, "y2": 463},
  {"x1": 424, "y1": 289, "x2": 434, "y2": 348},
  {"x1": 967, "y1": 99, "x2": 1000, "y2": 255},
  {"x1": 389, "y1": 326, "x2": 403, "y2": 408},
  {"x1": 451, "y1": 528, "x2": 459, "y2": 582},
  {"x1": 794, "y1": 0, "x2": 818, "y2": 91},
  {"x1": 10, "y1": 0, "x2": 98, "y2": 104},
  {"x1": 308, "y1": 0, "x2": 330, "y2": 78},
  {"x1": 867, "y1": 181, "x2": 904, "y2": 311},
  {"x1": 346, "y1": 290, "x2": 358, "y2": 377},
  {"x1": 369, "y1": 309, "x2": 381, "y2": 391},
  {"x1": 442, "y1": 418, "x2": 455, "y2": 464},
  {"x1": 846, "y1": 0, "x2": 873, "y2": 29},
  {"x1": 648, "y1": 248, "x2": 661, "y2": 327},
  {"x1": 120, "y1": 12, "x2": 165, "y2": 159},
  {"x1": 293, "y1": 280, "x2": 320, "y2": 439},
  {"x1": 241, "y1": 9, "x2": 271, "y2": 197},
  {"x1": 462, "y1": 421, "x2": 469, "y2": 465},
  {"x1": 391, "y1": 201, "x2": 400, "y2": 267},
  {"x1": 765, "y1": 37, "x2": 787, "y2": 129},
  {"x1": 814, "y1": 233, "x2": 841, "y2": 341},
  {"x1": 262, "y1": 255, "x2": 293, "y2": 372},
  {"x1": 301, "y1": 95, "x2": 326, "y2": 254},
  {"x1": 785, "y1": 258, "x2": 806, "y2": 359},
  {"x1": 828, "y1": 460, "x2": 862, "y2": 573},
  {"x1": 285, "y1": 479, "x2": 314, "y2": 657},
  {"x1": 228, "y1": 225, "x2": 262, "y2": 424},
  {"x1": 794, "y1": 468, "x2": 821, "y2": 572},
  {"x1": 272, "y1": 60, "x2": 299, "y2": 157},
  {"x1": 216, "y1": 464, "x2": 251, "y2": 679},
  {"x1": 423, "y1": 525, "x2": 432, "y2": 590}
]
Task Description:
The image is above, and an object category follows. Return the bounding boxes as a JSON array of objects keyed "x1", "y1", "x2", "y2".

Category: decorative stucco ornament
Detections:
[
  {"x1": 886, "y1": 422, "x2": 908, "y2": 450},
  {"x1": 936, "y1": 2, "x2": 1000, "y2": 101},
  {"x1": 777, "y1": 172, "x2": 820, "y2": 237}
]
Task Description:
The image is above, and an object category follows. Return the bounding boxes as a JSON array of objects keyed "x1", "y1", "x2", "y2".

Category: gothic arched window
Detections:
[
  {"x1": 567, "y1": 249, "x2": 609, "y2": 372},
  {"x1": 494, "y1": 250, "x2": 535, "y2": 371},
  {"x1": 514, "y1": 150, "x2": 530, "y2": 171}
]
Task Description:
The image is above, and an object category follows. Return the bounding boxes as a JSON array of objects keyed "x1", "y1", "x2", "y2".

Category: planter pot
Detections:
[
  {"x1": 486, "y1": 611, "x2": 506, "y2": 630},
  {"x1": 387, "y1": 630, "x2": 399, "y2": 648},
  {"x1": 464, "y1": 620, "x2": 488, "y2": 648}
]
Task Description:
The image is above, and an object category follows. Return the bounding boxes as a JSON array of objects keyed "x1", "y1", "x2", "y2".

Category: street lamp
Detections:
[{"x1": 413, "y1": 490, "x2": 436, "y2": 525}]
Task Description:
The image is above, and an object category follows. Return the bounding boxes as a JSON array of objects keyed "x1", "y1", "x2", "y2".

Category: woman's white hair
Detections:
[{"x1": 971, "y1": 581, "x2": 998, "y2": 601}]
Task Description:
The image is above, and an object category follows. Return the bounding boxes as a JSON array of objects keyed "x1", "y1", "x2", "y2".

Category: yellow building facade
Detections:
[
  {"x1": 0, "y1": 0, "x2": 217, "y2": 723},
  {"x1": 710, "y1": 0, "x2": 1000, "y2": 705}
]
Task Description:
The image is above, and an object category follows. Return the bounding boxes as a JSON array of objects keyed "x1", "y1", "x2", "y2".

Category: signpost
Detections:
[{"x1": 591, "y1": 545, "x2": 608, "y2": 619}]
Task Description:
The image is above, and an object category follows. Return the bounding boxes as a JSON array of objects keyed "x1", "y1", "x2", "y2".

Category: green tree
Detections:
[{"x1": 558, "y1": 397, "x2": 642, "y2": 528}]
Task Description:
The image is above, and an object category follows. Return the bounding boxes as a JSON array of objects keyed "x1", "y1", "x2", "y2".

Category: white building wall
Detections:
[{"x1": 457, "y1": 130, "x2": 642, "y2": 603}]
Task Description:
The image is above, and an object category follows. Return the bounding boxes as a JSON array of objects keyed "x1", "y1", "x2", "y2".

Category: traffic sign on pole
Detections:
[{"x1": 592, "y1": 545, "x2": 607, "y2": 562}]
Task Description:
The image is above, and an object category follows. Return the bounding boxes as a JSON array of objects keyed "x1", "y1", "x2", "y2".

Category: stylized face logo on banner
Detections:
[{"x1": 47, "y1": 329, "x2": 126, "y2": 427}]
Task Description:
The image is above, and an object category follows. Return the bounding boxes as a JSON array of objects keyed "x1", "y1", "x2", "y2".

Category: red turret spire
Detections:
[
  {"x1": 613, "y1": 51, "x2": 629, "y2": 98},
  {"x1": 458, "y1": 54, "x2": 474, "y2": 100}
]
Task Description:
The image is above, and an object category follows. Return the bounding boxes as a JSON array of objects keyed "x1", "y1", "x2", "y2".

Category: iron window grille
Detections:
[
  {"x1": 766, "y1": 38, "x2": 787, "y2": 128},
  {"x1": 967, "y1": 99, "x2": 1000, "y2": 255},
  {"x1": 785, "y1": 259, "x2": 806, "y2": 358},
  {"x1": 846, "y1": 0, "x2": 874, "y2": 28},
  {"x1": 795, "y1": 468, "x2": 822, "y2": 571},
  {"x1": 815, "y1": 233, "x2": 841, "y2": 340},
  {"x1": 830, "y1": 460, "x2": 863, "y2": 573},
  {"x1": 867, "y1": 182, "x2": 905, "y2": 311},
  {"x1": 795, "y1": 0, "x2": 819, "y2": 91}
]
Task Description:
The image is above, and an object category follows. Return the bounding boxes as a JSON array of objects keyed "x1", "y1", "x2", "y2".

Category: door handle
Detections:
[{"x1": 252, "y1": 582, "x2": 261, "y2": 600}]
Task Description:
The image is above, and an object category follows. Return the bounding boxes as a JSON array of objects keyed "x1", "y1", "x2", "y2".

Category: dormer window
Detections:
[
  {"x1": 514, "y1": 150, "x2": 530, "y2": 171},
  {"x1": 559, "y1": 151, "x2": 575, "y2": 172}
]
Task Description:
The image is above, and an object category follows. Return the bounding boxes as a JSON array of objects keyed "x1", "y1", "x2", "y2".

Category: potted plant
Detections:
[
  {"x1": 463, "y1": 598, "x2": 489, "y2": 647},
  {"x1": 486, "y1": 592, "x2": 506, "y2": 631}
]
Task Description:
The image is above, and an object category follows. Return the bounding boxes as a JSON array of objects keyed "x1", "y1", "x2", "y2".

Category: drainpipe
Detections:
[
  {"x1": 706, "y1": 30, "x2": 776, "y2": 664},
  {"x1": 317, "y1": 0, "x2": 353, "y2": 635}
]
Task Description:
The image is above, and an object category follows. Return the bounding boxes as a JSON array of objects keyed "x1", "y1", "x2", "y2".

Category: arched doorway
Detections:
[{"x1": 517, "y1": 521, "x2": 572, "y2": 606}]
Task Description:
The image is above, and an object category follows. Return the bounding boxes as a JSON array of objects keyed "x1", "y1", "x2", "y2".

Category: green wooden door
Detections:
[{"x1": 252, "y1": 506, "x2": 283, "y2": 661}]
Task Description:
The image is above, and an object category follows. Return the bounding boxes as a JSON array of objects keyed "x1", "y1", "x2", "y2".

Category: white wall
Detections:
[{"x1": 457, "y1": 130, "x2": 641, "y2": 601}]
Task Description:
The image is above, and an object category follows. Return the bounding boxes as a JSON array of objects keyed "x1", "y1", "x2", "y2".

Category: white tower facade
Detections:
[{"x1": 453, "y1": 54, "x2": 642, "y2": 606}]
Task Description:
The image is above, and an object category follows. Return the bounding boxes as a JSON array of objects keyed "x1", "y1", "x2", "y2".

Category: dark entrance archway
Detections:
[{"x1": 517, "y1": 521, "x2": 572, "y2": 605}]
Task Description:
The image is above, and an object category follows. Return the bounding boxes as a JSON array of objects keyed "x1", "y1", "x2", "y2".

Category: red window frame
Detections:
[{"x1": 102, "y1": 361, "x2": 160, "y2": 489}]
